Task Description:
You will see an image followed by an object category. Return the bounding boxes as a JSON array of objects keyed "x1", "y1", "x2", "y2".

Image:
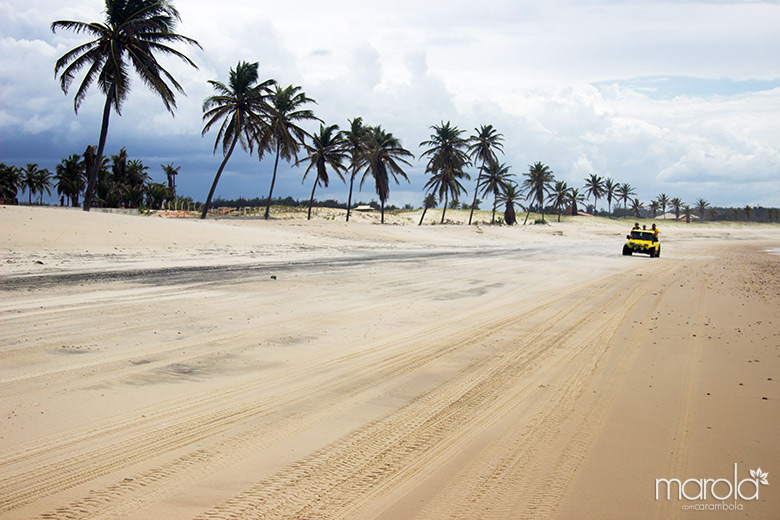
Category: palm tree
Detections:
[
  {"x1": 21, "y1": 163, "x2": 40, "y2": 204},
  {"x1": 340, "y1": 117, "x2": 368, "y2": 222},
  {"x1": 419, "y1": 193, "x2": 437, "y2": 226},
  {"x1": 631, "y1": 197, "x2": 645, "y2": 218},
  {"x1": 201, "y1": 61, "x2": 276, "y2": 219},
  {"x1": 548, "y1": 180, "x2": 570, "y2": 222},
  {"x1": 695, "y1": 198, "x2": 710, "y2": 221},
  {"x1": 521, "y1": 162, "x2": 554, "y2": 224},
  {"x1": 52, "y1": 0, "x2": 200, "y2": 212},
  {"x1": 683, "y1": 205, "x2": 692, "y2": 223},
  {"x1": 670, "y1": 197, "x2": 683, "y2": 220},
  {"x1": 495, "y1": 183, "x2": 521, "y2": 225},
  {"x1": 55, "y1": 154, "x2": 85, "y2": 206},
  {"x1": 479, "y1": 160, "x2": 514, "y2": 224},
  {"x1": 604, "y1": 177, "x2": 616, "y2": 217},
  {"x1": 467, "y1": 124, "x2": 504, "y2": 225},
  {"x1": 162, "y1": 163, "x2": 180, "y2": 193},
  {"x1": 297, "y1": 124, "x2": 347, "y2": 220},
  {"x1": 569, "y1": 187, "x2": 585, "y2": 216},
  {"x1": 360, "y1": 126, "x2": 414, "y2": 223},
  {"x1": 145, "y1": 181, "x2": 171, "y2": 209},
  {"x1": 420, "y1": 122, "x2": 471, "y2": 224},
  {"x1": 649, "y1": 200, "x2": 660, "y2": 219},
  {"x1": 111, "y1": 148, "x2": 129, "y2": 187},
  {"x1": 657, "y1": 193, "x2": 669, "y2": 219},
  {"x1": 616, "y1": 182, "x2": 636, "y2": 217},
  {"x1": 583, "y1": 173, "x2": 604, "y2": 215},
  {"x1": 127, "y1": 159, "x2": 148, "y2": 183},
  {"x1": 0, "y1": 164, "x2": 21, "y2": 200},
  {"x1": 34, "y1": 169, "x2": 54, "y2": 204},
  {"x1": 257, "y1": 84, "x2": 320, "y2": 220}
]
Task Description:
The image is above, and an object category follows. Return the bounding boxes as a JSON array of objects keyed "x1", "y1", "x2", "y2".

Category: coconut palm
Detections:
[
  {"x1": 695, "y1": 198, "x2": 710, "y2": 221},
  {"x1": 296, "y1": 124, "x2": 347, "y2": 220},
  {"x1": 418, "y1": 193, "x2": 437, "y2": 226},
  {"x1": 670, "y1": 197, "x2": 683, "y2": 220},
  {"x1": 657, "y1": 193, "x2": 669, "y2": 219},
  {"x1": 583, "y1": 173, "x2": 604, "y2": 215},
  {"x1": 631, "y1": 197, "x2": 645, "y2": 218},
  {"x1": 467, "y1": 124, "x2": 504, "y2": 225},
  {"x1": 495, "y1": 183, "x2": 521, "y2": 225},
  {"x1": 257, "y1": 84, "x2": 320, "y2": 219},
  {"x1": 20, "y1": 164, "x2": 39, "y2": 204},
  {"x1": 683, "y1": 205, "x2": 692, "y2": 223},
  {"x1": 649, "y1": 200, "x2": 660, "y2": 219},
  {"x1": 127, "y1": 159, "x2": 146, "y2": 188},
  {"x1": 52, "y1": 0, "x2": 200, "y2": 211},
  {"x1": 479, "y1": 160, "x2": 514, "y2": 224},
  {"x1": 360, "y1": 126, "x2": 414, "y2": 224},
  {"x1": 162, "y1": 163, "x2": 180, "y2": 193},
  {"x1": 521, "y1": 162, "x2": 554, "y2": 224},
  {"x1": 423, "y1": 171, "x2": 469, "y2": 224},
  {"x1": 420, "y1": 122, "x2": 471, "y2": 224},
  {"x1": 111, "y1": 148, "x2": 129, "y2": 187},
  {"x1": 0, "y1": 164, "x2": 21, "y2": 200},
  {"x1": 604, "y1": 177, "x2": 617, "y2": 216},
  {"x1": 616, "y1": 182, "x2": 636, "y2": 217},
  {"x1": 201, "y1": 61, "x2": 276, "y2": 218},
  {"x1": 340, "y1": 117, "x2": 368, "y2": 222},
  {"x1": 548, "y1": 180, "x2": 569, "y2": 222},
  {"x1": 32, "y1": 168, "x2": 53, "y2": 204},
  {"x1": 569, "y1": 187, "x2": 585, "y2": 217},
  {"x1": 145, "y1": 181, "x2": 171, "y2": 209},
  {"x1": 55, "y1": 154, "x2": 86, "y2": 206}
]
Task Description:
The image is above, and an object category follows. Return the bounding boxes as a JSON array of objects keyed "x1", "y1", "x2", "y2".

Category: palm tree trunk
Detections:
[
  {"x1": 418, "y1": 207, "x2": 427, "y2": 226},
  {"x1": 307, "y1": 179, "x2": 317, "y2": 220},
  {"x1": 523, "y1": 207, "x2": 531, "y2": 225},
  {"x1": 468, "y1": 174, "x2": 482, "y2": 225},
  {"x1": 440, "y1": 193, "x2": 448, "y2": 224},
  {"x1": 83, "y1": 90, "x2": 114, "y2": 212},
  {"x1": 346, "y1": 165, "x2": 356, "y2": 222},
  {"x1": 380, "y1": 199, "x2": 385, "y2": 224},
  {"x1": 264, "y1": 141, "x2": 281, "y2": 220},
  {"x1": 200, "y1": 135, "x2": 239, "y2": 219}
]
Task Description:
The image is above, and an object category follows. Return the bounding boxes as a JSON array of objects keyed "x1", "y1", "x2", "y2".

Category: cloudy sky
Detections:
[{"x1": 1, "y1": 0, "x2": 779, "y2": 209}]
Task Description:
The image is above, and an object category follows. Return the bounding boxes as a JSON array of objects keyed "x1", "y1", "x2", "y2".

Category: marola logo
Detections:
[{"x1": 656, "y1": 464, "x2": 769, "y2": 502}]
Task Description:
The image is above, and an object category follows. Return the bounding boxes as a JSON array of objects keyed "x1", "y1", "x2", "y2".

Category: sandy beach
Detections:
[{"x1": 1, "y1": 205, "x2": 778, "y2": 519}]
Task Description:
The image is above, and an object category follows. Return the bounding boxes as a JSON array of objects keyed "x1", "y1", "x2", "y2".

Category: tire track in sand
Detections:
[{"x1": 187, "y1": 263, "x2": 679, "y2": 520}]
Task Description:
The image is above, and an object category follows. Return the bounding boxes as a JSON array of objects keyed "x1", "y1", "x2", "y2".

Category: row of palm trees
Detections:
[
  {"x1": 37, "y1": 0, "x2": 615, "y2": 224},
  {"x1": 578, "y1": 174, "x2": 715, "y2": 222},
  {"x1": 0, "y1": 152, "x2": 182, "y2": 210},
  {"x1": 200, "y1": 60, "x2": 415, "y2": 223},
  {"x1": 0, "y1": 163, "x2": 53, "y2": 204},
  {"x1": 44, "y1": 0, "x2": 769, "y2": 226}
]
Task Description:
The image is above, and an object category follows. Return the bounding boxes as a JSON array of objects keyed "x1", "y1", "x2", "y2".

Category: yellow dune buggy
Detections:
[{"x1": 622, "y1": 230, "x2": 661, "y2": 257}]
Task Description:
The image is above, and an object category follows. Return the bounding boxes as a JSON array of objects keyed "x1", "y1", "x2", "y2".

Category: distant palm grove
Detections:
[{"x1": 0, "y1": 0, "x2": 777, "y2": 225}]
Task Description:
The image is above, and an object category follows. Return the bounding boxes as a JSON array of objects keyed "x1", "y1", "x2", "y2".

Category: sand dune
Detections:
[{"x1": 1, "y1": 205, "x2": 778, "y2": 519}]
